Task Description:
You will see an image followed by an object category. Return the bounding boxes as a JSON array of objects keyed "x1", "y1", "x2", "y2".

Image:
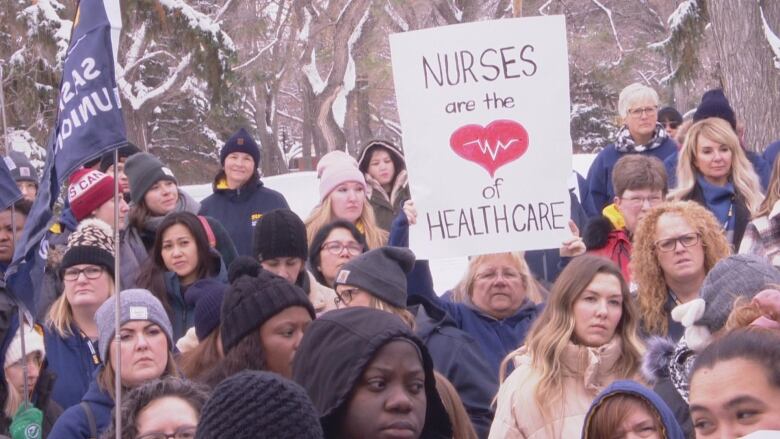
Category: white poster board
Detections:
[{"x1": 390, "y1": 15, "x2": 573, "y2": 259}]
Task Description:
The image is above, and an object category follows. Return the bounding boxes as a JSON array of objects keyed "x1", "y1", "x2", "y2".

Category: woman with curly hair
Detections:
[
  {"x1": 630, "y1": 201, "x2": 731, "y2": 340},
  {"x1": 669, "y1": 118, "x2": 763, "y2": 250},
  {"x1": 490, "y1": 255, "x2": 644, "y2": 438}
]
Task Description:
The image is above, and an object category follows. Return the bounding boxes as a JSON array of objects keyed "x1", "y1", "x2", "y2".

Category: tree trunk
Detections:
[{"x1": 708, "y1": 0, "x2": 780, "y2": 151}]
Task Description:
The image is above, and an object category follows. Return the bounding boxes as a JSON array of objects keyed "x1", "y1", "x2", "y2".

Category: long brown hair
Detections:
[{"x1": 176, "y1": 328, "x2": 223, "y2": 383}]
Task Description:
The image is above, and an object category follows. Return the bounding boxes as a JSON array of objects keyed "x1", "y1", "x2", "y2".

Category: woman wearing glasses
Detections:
[
  {"x1": 585, "y1": 83, "x2": 678, "y2": 216},
  {"x1": 669, "y1": 117, "x2": 763, "y2": 251},
  {"x1": 308, "y1": 220, "x2": 367, "y2": 289},
  {"x1": 44, "y1": 219, "x2": 116, "y2": 409},
  {"x1": 305, "y1": 151, "x2": 387, "y2": 250},
  {"x1": 630, "y1": 201, "x2": 730, "y2": 340}
]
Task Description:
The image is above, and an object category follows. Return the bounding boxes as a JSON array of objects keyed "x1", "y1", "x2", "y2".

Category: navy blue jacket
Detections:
[
  {"x1": 44, "y1": 326, "x2": 100, "y2": 409},
  {"x1": 48, "y1": 374, "x2": 113, "y2": 439},
  {"x1": 585, "y1": 139, "x2": 677, "y2": 217},
  {"x1": 665, "y1": 148, "x2": 771, "y2": 190},
  {"x1": 199, "y1": 177, "x2": 288, "y2": 256},
  {"x1": 407, "y1": 260, "x2": 542, "y2": 380},
  {"x1": 763, "y1": 140, "x2": 780, "y2": 168},
  {"x1": 410, "y1": 296, "x2": 496, "y2": 439}
]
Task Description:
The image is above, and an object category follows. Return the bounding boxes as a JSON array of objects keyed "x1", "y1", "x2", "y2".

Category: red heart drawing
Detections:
[{"x1": 449, "y1": 120, "x2": 529, "y2": 177}]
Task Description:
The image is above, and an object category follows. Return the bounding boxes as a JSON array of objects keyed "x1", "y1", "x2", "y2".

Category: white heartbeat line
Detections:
[{"x1": 463, "y1": 138, "x2": 519, "y2": 161}]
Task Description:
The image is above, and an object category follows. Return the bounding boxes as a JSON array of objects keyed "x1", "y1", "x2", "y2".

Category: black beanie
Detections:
[
  {"x1": 98, "y1": 142, "x2": 141, "y2": 172},
  {"x1": 185, "y1": 278, "x2": 227, "y2": 341},
  {"x1": 253, "y1": 208, "x2": 308, "y2": 262},
  {"x1": 220, "y1": 261, "x2": 315, "y2": 353},
  {"x1": 60, "y1": 219, "x2": 115, "y2": 276},
  {"x1": 693, "y1": 89, "x2": 737, "y2": 130},
  {"x1": 220, "y1": 127, "x2": 261, "y2": 167},
  {"x1": 196, "y1": 370, "x2": 323, "y2": 439},
  {"x1": 334, "y1": 247, "x2": 415, "y2": 308},
  {"x1": 658, "y1": 107, "x2": 683, "y2": 124},
  {"x1": 125, "y1": 152, "x2": 177, "y2": 204}
]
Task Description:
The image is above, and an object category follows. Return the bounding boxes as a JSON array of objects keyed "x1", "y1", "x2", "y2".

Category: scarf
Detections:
[
  {"x1": 614, "y1": 122, "x2": 668, "y2": 153},
  {"x1": 696, "y1": 174, "x2": 735, "y2": 242}
]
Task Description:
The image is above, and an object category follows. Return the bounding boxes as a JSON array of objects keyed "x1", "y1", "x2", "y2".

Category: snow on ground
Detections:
[{"x1": 182, "y1": 154, "x2": 597, "y2": 293}]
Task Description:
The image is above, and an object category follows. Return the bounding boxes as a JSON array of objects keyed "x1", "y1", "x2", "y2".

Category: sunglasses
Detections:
[{"x1": 662, "y1": 121, "x2": 680, "y2": 130}]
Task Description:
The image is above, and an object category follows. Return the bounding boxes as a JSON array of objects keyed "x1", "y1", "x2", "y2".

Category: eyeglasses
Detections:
[
  {"x1": 474, "y1": 269, "x2": 522, "y2": 282},
  {"x1": 321, "y1": 241, "x2": 364, "y2": 256},
  {"x1": 619, "y1": 195, "x2": 664, "y2": 207},
  {"x1": 654, "y1": 232, "x2": 701, "y2": 252},
  {"x1": 662, "y1": 121, "x2": 680, "y2": 130},
  {"x1": 334, "y1": 287, "x2": 360, "y2": 307},
  {"x1": 627, "y1": 106, "x2": 658, "y2": 118},
  {"x1": 63, "y1": 266, "x2": 105, "y2": 281},
  {"x1": 136, "y1": 426, "x2": 196, "y2": 439}
]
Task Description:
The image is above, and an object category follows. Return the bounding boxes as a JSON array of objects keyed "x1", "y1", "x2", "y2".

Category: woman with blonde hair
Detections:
[
  {"x1": 631, "y1": 201, "x2": 730, "y2": 340},
  {"x1": 669, "y1": 117, "x2": 763, "y2": 250},
  {"x1": 305, "y1": 151, "x2": 387, "y2": 250},
  {"x1": 739, "y1": 150, "x2": 780, "y2": 264},
  {"x1": 489, "y1": 255, "x2": 644, "y2": 439}
]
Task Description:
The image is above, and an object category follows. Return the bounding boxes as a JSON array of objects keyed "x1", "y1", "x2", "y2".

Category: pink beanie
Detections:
[{"x1": 317, "y1": 151, "x2": 366, "y2": 201}]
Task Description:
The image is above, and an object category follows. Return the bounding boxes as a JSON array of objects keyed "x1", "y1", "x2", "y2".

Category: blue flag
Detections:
[
  {"x1": 0, "y1": 157, "x2": 23, "y2": 212},
  {"x1": 6, "y1": 0, "x2": 124, "y2": 314}
]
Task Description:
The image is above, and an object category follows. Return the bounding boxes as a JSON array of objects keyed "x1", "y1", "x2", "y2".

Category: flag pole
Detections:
[
  {"x1": 0, "y1": 64, "x2": 9, "y2": 154},
  {"x1": 112, "y1": 147, "x2": 121, "y2": 439}
]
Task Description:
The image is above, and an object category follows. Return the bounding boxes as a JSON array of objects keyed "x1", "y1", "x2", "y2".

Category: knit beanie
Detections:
[
  {"x1": 60, "y1": 218, "x2": 115, "y2": 275},
  {"x1": 196, "y1": 370, "x2": 323, "y2": 439},
  {"x1": 125, "y1": 152, "x2": 177, "y2": 204},
  {"x1": 657, "y1": 107, "x2": 683, "y2": 124},
  {"x1": 316, "y1": 151, "x2": 366, "y2": 202},
  {"x1": 220, "y1": 128, "x2": 260, "y2": 168},
  {"x1": 3, "y1": 323, "x2": 45, "y2": 368},
  {"x1": 220, "y1": 260, "x2": 315, "y2": 353},
  {"x1": 357, "y1": 139, "x2": 406, "y2": 175},
  {"x1": 184, "y1": 278, "x2": 227, "y2": 341},
  {"x1": 98, "y1": 142, "x2": 141, "y2": 173},
  {"x1": 67, "y1": 169, "x2": 116, "y2": 221},
  {"x1": 6, "y1": 150, "x2": 38, "y2": 184},
  {"x1": 671, "y1": 254, "x2": 780, "y2": 352},
  {"x1": 334, "y1": 247, "x2": 415, "y2": 308},
  {"x1": 692, "y1": 89, "x2": 737, "y2": 130},
  {"x1": 95, "y1": 289, "x2": 174, "y2": 362},
  {"x1": 253, "y1": 208, "x2": 308, "y2": 262}
]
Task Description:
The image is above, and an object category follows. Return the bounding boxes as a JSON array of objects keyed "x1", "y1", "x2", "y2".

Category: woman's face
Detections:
[
  {"x1": 694, "y1": 133, "x2": 733, "y2": 186},
  {"x1": 654, "y1": 213, "x2": 706, "y2": 284},
  {"x1": 144, "y1": 180, "x2": 179, "y2": 216},
  {"x1": 624, "y1": 97, "x2": 658, "y2": 142},
  {"x1": 259, "y1": 306, "x2": 311, "y2": 379},
  {"x1": 613, "y1": 401, "x2": 662, "y2": 439},
  {"x1": 341, "y1": 340, "x2": 427, "y2": 439},
  {"x1": 112, "y1": 321, "x2": 169, "y2": 388},
  {"x1": 317, "y1": 228, "x2": 363, "y2": 287},
  {"x1": 135, "y1": 396, "x2": 198, "y2": 439},
  {"x1": 572, "y1": 272, "x2": 623, "y2": 347},
  {"x1": 161, "y1": 224, "x2": 200, "y2": 285},
  {"x1": 334, "y1": 285, "x2": 373, "y2": 309},
  {"x1": 690, "y1": 358, "x2": 780, "y2": 438},
  {"x1": 261, "y1": 257, "x2": 304, "y2": 284},
  {"x1": 224, "y1": 152, "x2": 255, "y2": 188},
  {"x1": 63, "y1": 264, "x2": 112, "y2": 310},
  {"x1": 92, "y1": 193, "x2": 129, "y2": 231},
  {"x1": 368, "y1": 149, "x2": 396, "y2": 188},
  {"x1": 470, "y1": 254, "x2": 527, "y2": 320},
  {"x1": 5, "y1": 351, "x2": 42, "y2": 398},
  {"x1": 330, "y1": 182, "x2": 365, "y2": 223}
]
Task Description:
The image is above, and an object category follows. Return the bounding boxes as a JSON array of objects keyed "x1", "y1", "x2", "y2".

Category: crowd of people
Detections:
[{"x1": 0, "y1": 82, "x2": 777, "y2": 439}]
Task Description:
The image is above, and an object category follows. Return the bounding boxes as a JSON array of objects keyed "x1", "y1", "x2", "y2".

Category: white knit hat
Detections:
[{"x1": 4, "y1": 324, "x2": 45, "y2": 368}]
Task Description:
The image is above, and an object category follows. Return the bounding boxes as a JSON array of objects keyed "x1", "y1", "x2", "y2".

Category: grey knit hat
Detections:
[
  {"x1": 696, "y1": 254, "x2": 780, "y2": 333},
  {"x1": 95, "y1": 289, "x2": 174, "y2": 362},
  {"x1": 6, "y1": 150, "x2": 38, "y2": 184},
  {"x1": 334, "y1": 247, "x2": 415, "y2": 308},
  {"x1": 124, "y1": 152, "x2": 177, "y2": 204}
]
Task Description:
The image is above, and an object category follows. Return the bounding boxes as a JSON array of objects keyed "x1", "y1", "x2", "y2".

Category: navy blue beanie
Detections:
[
  {"x1": 220, "y1": 128, "x2": 261, "y2": 167},
  {"x1": 185, "y1": 278, "x2": 228, "y2": 341},
  {"x1": 693, "y1": 89, "x2": 737, "y2": 130}
]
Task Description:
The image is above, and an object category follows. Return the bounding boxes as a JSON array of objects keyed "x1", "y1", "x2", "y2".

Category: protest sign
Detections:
[{"x1": 390, "y1": 15, "x2": 573, "y2": 259}]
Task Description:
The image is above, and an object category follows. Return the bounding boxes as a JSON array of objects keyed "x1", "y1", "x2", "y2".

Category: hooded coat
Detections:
[
  {"x1": 47, "y1": 372, "x2": 113, "y2": 439},
  {"x1": 357, "y1": 141, "x2": 411, "y2": 232},
  {"x1": 581, "y1": 380, "x2": 685, "y2": 439},
  {"x1": 199, "y1": 175, "x2": 289, "y2": 257},
  {"x1": 292, "y1": 307, "x2": 452, "y2": 439},
  {"x1": 43, "y1": 325, "x2": 100, "y2": 409}
]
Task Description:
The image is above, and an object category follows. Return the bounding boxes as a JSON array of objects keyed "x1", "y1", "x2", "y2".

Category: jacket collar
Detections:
[{"x1": 560, "y1": 335, "x2": 624, "y2": 393}]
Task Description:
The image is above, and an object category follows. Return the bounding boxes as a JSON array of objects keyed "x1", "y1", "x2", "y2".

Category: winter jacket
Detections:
[
  {"x1": 666, "y1": 148, "x2": 771, "y2": 190},
  {"x1": 642, "y1": 337, "x2": 696, "y2": 438},
  {"x1": 199, "y1": 176, "x2": 289, "y2": 256},
  {"x1": 44, "y1": 326, "x2": 100, "y2": 409},
  {"x1": 365, "y1": 171, "x2": 411, "y2": 232},
  {"x1": 585, "y1": 139, "x2": 677, "y2": 217},
  {"x1": 489, "y1": 337, "x2": 626, "y2": 439},
  {"x1": 120, "y1": 191, "x2": 237, "y2": 288},
  {"x1": 47, "y1": 371, "x2": 113, "y2": 439},
  {"x1": 581, "y1": 380, "x2": 685, "y2": 439},
  {"x1": 583, "y1": 215, "x2": 632, "y2": 283},
  {"x1": 303, "y1": 271, "x2": 337, "y2": 315},
  {"x1": 407, "y1": 260, "x2": 542, "y2": 380},
  {"x1": 681, "y1": 180, "x2": 750, "y2": 251},
  {"x1": 739, "y1": 200, "x2": 780, "y2": 266},
  {"x1": 410, "y1": 295, "x2": 496, "y2": 439},
  {"x1": 165, "y1": 252, "x2": 228, "y2": 341},
  {"x1": 36, "y1": 208, "x2": 79, "y2": 321},
  {"x1": 292, "y1": 307, "x2": 452, "y2": 439}
]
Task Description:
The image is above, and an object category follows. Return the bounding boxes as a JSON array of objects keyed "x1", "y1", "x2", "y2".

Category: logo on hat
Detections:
[
  {"x1": 161, "y1": 167, "x2": 174, "y2": 177},
  {"x1": 336, "y1": 270, "x2": 350, "y2": 284},
  {"x1": 20, "y1": 167, "x2": 31, "y2": 177},
  {"x1": 129, "y1": 306, "x2": 149, "y2": 320},
  {"x1": 238, "y1": 138, "x2": 245, "y2": 145}
]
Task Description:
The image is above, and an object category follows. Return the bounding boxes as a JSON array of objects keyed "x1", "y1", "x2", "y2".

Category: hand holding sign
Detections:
[
  {"x1": 449, "y1": 120, "x2": 529, "y2": 177},
  {"x1": 559, "y1": 220, "x2": 585, "y2": 258}
]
